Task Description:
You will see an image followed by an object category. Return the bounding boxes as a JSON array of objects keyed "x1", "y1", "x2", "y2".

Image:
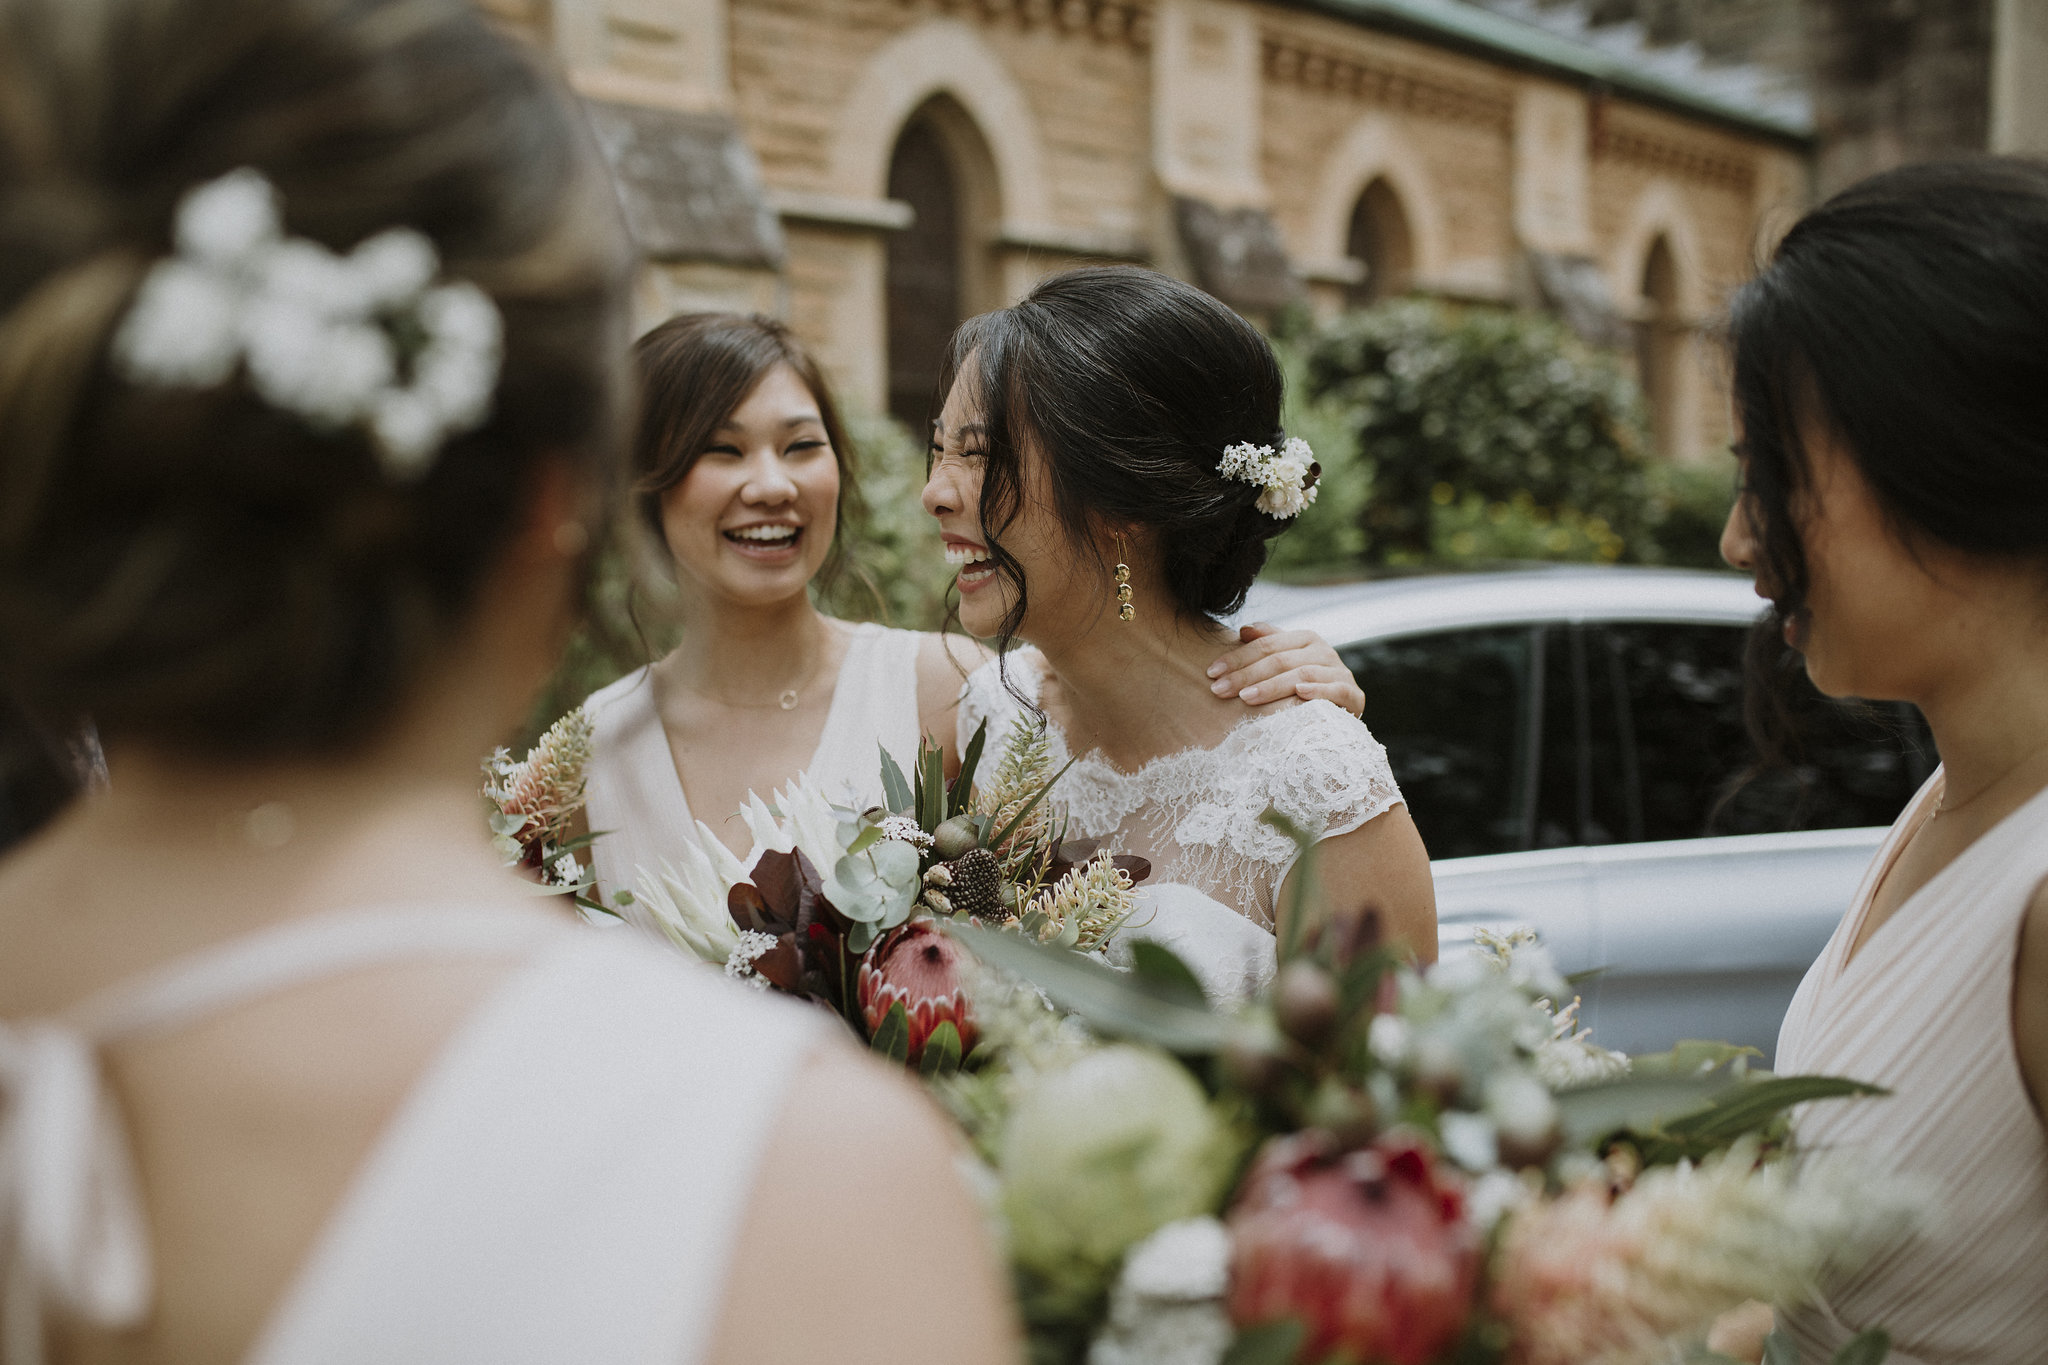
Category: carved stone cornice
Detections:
[
  {"x1": 1260, "y1": 32, "x2": 1514, "y2": 133},
  {"x1": 892, "y1": 0, "x2": 1156, "y2": 50},
  {"x1": 1593, "y1": 105, "x2": 1757, "y2": 192}
]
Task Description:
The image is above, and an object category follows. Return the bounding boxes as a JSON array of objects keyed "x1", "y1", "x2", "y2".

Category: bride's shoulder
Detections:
[
  {"x1": 1230, "y1": 698, "x2": 1400, "y2": 820},
  {"x1": 957, "y1": 647, "x2": 1044, "y2": 714}
]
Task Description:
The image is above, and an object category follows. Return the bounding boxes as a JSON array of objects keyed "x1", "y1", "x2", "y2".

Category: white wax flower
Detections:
[
  {"x1": 174, "y1": 167, "x2": 280, "y2": 266},
  {"x1": 350, "y1": 228, "x2": 440, "y2": 310},
  {"x1": 113, "y1": 262, "x2": 242, "y2": 387}
]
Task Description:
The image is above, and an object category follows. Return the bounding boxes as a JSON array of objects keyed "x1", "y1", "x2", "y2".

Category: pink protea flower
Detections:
[
  {"x1": 1227, "y1": 1132, "x2": 1481, "y2": 1365},
  {"x1": 857, "y1": 918, "x2": 977, "y2": 1063}
]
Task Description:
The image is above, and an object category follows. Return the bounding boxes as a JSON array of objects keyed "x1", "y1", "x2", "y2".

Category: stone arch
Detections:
[
  {"x1": 828, "y1": 18, "x2": 1051, "y2": 233},
  {"x1": 1612, "y1": 180, "x2": 1709, "y2": 461},
  {"x1": 1304, "y1": 113, "x2": 1449, "y2": 285},
  {"x1": 1344, "y1": 178, "x2": 1416, "y2": 304},
  {"x1": 1609, "y1": 179, "x2": 1708, "y2": 321},
  {"x1": 885, "y1": 95, "x2": 1001, "y2": 428}
]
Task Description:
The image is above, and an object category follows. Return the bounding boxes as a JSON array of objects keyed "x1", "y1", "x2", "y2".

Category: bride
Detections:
[
  {"x1": 583, "y1": 311, "x2": 1367, "y2": 920},
  {"x1": 923, "y1": 267, "x2": 1436, "y2": 999}
]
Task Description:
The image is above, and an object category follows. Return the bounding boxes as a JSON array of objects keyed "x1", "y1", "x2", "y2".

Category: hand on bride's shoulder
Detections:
[
  {"x1": 1207, "y1": 623, "x2": 1365, "y2": 718},
  {"x1": 703, "y1": 1039, "x2": 1020, "y2": 1365}
]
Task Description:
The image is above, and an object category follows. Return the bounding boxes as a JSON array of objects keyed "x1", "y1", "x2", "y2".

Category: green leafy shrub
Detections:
[{"x1": 1299, "y1": 300, "x2": 1660, "y2": 567}]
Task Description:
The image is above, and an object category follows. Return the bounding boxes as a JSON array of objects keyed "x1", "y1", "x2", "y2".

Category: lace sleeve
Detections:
[{"x1": 1266, "y1": 701, "x2": 1404, "y2": 845}]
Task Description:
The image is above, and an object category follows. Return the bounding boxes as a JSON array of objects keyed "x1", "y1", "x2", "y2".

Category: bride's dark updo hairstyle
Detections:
[
  {"x1": 1726, "y1": 158, "x2": 2048, "y2": 756},
  {"x1": 939, "y1": 266, "x2": 1298, "y2": 646},
  {"x1": 0, "y1": 0, "x2": 631, "y2": 756}
]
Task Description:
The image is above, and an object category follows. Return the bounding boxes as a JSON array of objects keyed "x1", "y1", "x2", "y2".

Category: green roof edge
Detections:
[{"x1": 1287, "y1": 0, "x2": 1816, "y2": 145}]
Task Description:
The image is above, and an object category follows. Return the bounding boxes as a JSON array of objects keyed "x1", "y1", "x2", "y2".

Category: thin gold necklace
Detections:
[
  {"x1": 1932, "y1": 736, "x2": 2048, "y2": 816},
  {"x1": 677, "y1": 641, "x2": 828, "y2": 712}
]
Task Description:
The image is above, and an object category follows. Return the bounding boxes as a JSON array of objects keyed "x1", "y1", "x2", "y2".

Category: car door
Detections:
[
  {"x1": 1339, "y1": 624, "x2": 1596, "y2": 975},
  {"x1": 1578, "y1": 620, "x2": 1931, "y2": 1059}
]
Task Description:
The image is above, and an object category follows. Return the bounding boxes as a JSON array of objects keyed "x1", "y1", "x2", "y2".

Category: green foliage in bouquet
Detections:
[{"x1": 943, "y1": 815, "x2": 1913, "y2": 1365}]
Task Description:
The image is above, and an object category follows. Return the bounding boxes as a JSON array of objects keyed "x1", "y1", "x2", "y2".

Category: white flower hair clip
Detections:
[
  {"x1": 111, "y1": 167, "x2": 504, "y2": 481},
  {"x1": 1218, "y1": 436, "x2": 1320, "y2": 519}
]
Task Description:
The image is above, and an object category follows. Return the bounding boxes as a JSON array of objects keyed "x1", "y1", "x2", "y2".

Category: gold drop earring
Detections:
[{"x1": 1114, "y1": 533, "x2": 1135, "y2": 621}]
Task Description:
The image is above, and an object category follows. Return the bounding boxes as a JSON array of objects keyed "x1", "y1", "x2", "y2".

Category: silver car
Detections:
[{"x1": 1244, "y1": 566, "x2": 1933, "y2": 1060}]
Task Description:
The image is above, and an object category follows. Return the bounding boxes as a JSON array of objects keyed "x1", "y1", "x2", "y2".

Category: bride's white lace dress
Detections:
[{"x1": 957, "y1": 652, "x2": 1404, "y2": 1003}]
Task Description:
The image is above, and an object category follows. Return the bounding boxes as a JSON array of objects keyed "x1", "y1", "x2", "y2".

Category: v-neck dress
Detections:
[
  {"x1": 1775, "y1": 768, "x2": 2048, "y2": 1364},
  {"x1": 582, "y1": 622, "x2": 924, "y2": 931}
]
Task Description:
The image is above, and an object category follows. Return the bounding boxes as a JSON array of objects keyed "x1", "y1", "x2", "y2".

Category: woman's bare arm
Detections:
[
  {"x1": 703, "y1": 1044, "x2": 1020, "y2": 1365},
  {"x1": 2015, "y1": 881, "x2": 2048, "y2": 1125},
  {"x1": 1274, "y1": 805, "x2": 1436, "y2": 965},
  {"x1": 914, "y1": 631, "x2": 995, "y2": 775}
]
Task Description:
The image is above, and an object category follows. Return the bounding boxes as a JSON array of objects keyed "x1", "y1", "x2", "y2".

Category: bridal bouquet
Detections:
[
  {"x1": 630, "y1": 717, "x2": 1149, "y2": 1069},
  {"x1": 481, "y1": 706, "x2": 607, "y2": 915},
  {"x1": 941, "y1": 843, "x2": 1916, "y2": 1365}
]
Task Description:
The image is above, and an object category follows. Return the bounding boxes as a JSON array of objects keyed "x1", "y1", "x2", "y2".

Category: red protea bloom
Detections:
[
  {"x1": 857, "y1": 918, "x2": 977, "y2": 1063},
  {"x1": 1227, "y1": 1132, "x2": 1480, "y2": 1365}
]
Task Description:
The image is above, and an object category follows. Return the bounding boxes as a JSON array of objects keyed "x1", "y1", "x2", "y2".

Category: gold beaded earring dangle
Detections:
[{"x1": 1114, "y1": 533, "x2": 1135, "y2": 621}]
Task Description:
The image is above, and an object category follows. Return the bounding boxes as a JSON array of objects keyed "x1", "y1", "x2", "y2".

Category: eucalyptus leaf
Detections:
[
  {"x1": 1220, "y1": 1319, "x2": 1306, "y2": 1365},
  {"x1": 871, "y1": 1001, "x2": 910, "y2": 1064},
  {"x1": 1552, "y1": 1074, "x2": 1742, "y2": 1147},
  {"x1": 880, "y1": 745, "x2": 914, "y2": 815},
  {"x1": 848, "y1": 921, "x2": 877, "y2": 955},
  {"x1": 488, "y1": 810, "x2": 529, "y2": 837},
  {"x1": 844, "y1": 824, "x2": 884, "y2": 857},
  {"x1": 920, "y1": 1020, "x2": 963, "y2": 1078},
  {"x1": 1829, "y1": 1329, "x2": 1891, "y2": 1365},
  {"x1": 1661, "y1": 1075, "x2": 1887, "y2": 1141},
  {"x1": 1127, "y1": 940, "x2": 1207, "y2": 1007},
  {"x1": 950, "y1": 923, "x2": 1241, "y2": 1054},
  {"x1": 951, "y1": 720, "x2": 988, "y2": 819}
]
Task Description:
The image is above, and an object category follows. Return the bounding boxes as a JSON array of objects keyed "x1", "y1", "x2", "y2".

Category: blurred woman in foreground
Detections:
[
  {"x1": 0, "y1": 1, "x2": 1013, "y2": 1361},
  {"x1": 1721, "y1": 159, "x2": 2048, "y2": 1361}
]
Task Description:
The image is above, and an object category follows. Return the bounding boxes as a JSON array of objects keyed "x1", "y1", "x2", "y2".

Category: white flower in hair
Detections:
[
  {"x1": 1218, "y1": 435, "x2": 1320, "y2": 520},
  {"x1": 110, "y1": 167, "x2": 503, "y2": 481}
]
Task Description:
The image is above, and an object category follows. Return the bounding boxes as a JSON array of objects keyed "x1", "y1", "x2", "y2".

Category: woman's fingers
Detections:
[{"x1": 1209, "y1": 625, "x2": 1365, "y2": 717}]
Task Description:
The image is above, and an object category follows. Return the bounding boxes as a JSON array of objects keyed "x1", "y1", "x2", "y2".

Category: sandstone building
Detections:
[{"x1": 481, "y1": 0, "x2": 1814, "y2": 462}]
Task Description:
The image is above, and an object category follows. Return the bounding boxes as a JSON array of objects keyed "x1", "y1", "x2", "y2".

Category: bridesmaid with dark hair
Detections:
[
  {"x1": 1719, "y1": 159, "x2": 2048, "y2": 1361},
  {"x1": 581, "y1": 312, "x2": 1369, "y2": 922}
]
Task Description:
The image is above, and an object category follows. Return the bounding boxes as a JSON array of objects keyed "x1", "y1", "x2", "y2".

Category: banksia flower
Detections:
[
  {"x1": 482, "y1": 706, "x2": 593, "y2": 854},
  {"x1": 858, "y1": 918, "x2": 978, "y2": 1063},
  {"x1": 1022, "y1": 854, "x2": 1134, "y2": 952},
  {"x1": 979, "y1": 715, "x2": 1055, "y2": 870},
  {"x1": 946, "y1": 847, "x2": 1006, "y2": 922}
]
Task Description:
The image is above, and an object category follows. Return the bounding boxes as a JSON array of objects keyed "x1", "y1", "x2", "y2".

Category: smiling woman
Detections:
[{"x1": 578, "y1": 313, "x2": 1367, "y2": 921}]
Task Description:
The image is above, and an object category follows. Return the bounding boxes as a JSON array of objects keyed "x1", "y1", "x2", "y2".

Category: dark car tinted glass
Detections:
[
  {"x1": 1339, "y1": 627, "x2": 1539, "y2": 860},
  {"x1": 1593, "y1": 622, "x2": 1933, "y2": 840}
]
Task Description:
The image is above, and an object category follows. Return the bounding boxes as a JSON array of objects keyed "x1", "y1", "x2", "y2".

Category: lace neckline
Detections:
[{"x1": 999, "y1": 648, "x2": 1303, "y2": 782}]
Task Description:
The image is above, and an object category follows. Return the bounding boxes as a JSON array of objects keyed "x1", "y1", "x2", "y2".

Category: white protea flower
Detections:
[
  {"x1": 173, "y1": 167, "x2": 281, "y2": 265},
  {"x1": 634, "y1": 825, "x2": 750, "y2": 965},
  {"x1": 739, "y1": 773, "x2": 848, "y2": 878}
]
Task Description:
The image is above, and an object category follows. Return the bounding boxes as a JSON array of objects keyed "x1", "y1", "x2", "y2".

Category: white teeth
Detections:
[
  {"x1": 944, "y1": 543, "x2": 990, "y2": 566},
  {"x1": 728, "y1": 525, "x2": 799, "y2": 542}
]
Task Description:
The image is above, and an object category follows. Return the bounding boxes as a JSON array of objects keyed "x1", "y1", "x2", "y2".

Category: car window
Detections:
[
  {"x1": 1340, "y1": 627, "x2": 1540, "y2": 859},
  {"x1": 1592, "y1": 622, "x2": 1934, "y2": 840}
]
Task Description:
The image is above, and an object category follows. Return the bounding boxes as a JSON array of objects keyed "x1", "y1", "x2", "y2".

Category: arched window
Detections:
[
  {"x1": 1344, "y1": 178, "x2": 1414, "y2": 307},
  {"x1": 886, "y1": 115, "x2": 960, "y2": 431},
  {"x1": 1637, "y1": 235, "x2": 1681, "y2": 459},
  {"x1": 884, "y1": 99, "x2": 1000, "y2": 433}
]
